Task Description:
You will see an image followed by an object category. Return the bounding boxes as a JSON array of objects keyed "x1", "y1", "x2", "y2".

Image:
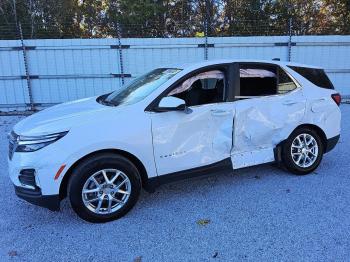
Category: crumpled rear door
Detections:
[{"x1": 231, "y1": 88, "x2": 306, "y2": 169}]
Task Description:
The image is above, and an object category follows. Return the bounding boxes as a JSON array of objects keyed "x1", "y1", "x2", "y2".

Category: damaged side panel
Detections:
[
  {"x1": 151, "y1": 103, "x2": 234, "y2": 176},
  {"x1": 231, "y1": 89, "x2": 306, "y2": 169},
  {"x1": 303, "y1": 86, "x2": 341, "y2": 140}
]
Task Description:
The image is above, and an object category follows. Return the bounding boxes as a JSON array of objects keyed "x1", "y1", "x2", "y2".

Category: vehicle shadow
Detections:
[{"x1": 8, "y1": 162, "x2": 318, "y2": 226}]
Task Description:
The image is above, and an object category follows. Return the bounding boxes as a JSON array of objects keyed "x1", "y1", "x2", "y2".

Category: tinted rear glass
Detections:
[{"x1": 288, "y1": 66, "x2": 334, "y2": 89}]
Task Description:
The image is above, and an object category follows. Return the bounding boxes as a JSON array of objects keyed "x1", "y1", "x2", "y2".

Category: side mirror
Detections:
[{"x1": 156, "y1": 96, "x2": 191, "y2": 113}]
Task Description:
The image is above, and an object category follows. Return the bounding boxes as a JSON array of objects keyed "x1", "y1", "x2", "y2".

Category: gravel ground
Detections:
[{"x1": 0, "y1": 106, "x2": 349, "y2": 262}]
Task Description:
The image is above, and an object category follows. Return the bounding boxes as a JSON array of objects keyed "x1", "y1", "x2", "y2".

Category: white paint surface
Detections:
[{"x1": 7, "y1": 59, "x2": 341, "y2": 196}]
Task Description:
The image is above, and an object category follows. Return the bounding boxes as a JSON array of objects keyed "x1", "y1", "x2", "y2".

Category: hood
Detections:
[{"x1": 14, "y1": 97, "x2": 113, "y2": 136}]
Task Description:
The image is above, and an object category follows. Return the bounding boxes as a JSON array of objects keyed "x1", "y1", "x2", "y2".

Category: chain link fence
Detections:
[{"x1": 1, "y1": 16, "x2": 349, "y2": 40}]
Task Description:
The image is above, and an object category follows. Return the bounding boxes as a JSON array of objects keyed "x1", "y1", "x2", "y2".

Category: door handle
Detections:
[
  {"x1": 282, "y1": 100, "x2": 298, "y2": 105},
  {"x1": 211, "y1": 109, "x2": 231, "y2": 116}
]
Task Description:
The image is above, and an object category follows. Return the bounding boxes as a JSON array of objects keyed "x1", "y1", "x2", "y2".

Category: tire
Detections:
[
  {"x1": 68, "y1": 153, "x2": 141, "y2": 223},
  {"x1": 282, "y1": 127, "x2": 324, "y2": 175}
]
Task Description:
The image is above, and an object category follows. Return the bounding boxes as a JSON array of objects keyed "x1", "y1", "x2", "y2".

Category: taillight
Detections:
[{"x1": 331, "y1": 93, "x2": 341, "y2": 106}]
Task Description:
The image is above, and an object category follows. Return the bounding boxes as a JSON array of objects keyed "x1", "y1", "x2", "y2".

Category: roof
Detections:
[{"x1": 164, "y1": 59, "x2": 323, "y2": 71}]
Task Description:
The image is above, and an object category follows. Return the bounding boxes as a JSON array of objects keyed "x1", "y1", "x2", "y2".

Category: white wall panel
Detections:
[{"x1": 0, "y1": 35, "x2": 349, "y2": 112}]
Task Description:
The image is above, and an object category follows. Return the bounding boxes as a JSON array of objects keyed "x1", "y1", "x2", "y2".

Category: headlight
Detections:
[{"x1": 15, "y1": 131, "x2": 68, "y2": 152}]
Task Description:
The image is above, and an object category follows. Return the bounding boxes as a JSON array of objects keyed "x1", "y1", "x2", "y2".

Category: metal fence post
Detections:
[
  {"x1": 203, "y1": 1, "x2": 209, "y2": 61},
  {"x1": 287, "y1": 17, "x2": 293, "y2": 62},
  {"x1": 204, "y1": 19, "x2": 208, "y2": 60},
  {"x1": 18, "y1": 23, "x2": 35, "y2": 111},
  {"x1": 116, "y1": 22, "x2": 125, "y2": 85}
]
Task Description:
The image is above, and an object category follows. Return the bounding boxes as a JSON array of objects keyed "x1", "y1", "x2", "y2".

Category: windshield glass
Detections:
[{"x1": 102, "y1": 68, "x2": 182, "y2": 106}]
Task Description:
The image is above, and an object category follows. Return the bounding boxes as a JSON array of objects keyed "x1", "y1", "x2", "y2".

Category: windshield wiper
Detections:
[
  {"x1": 98, "y1": 95, "x2": 118, "y2": 107},
  {"x1": 102, "y1": 99, "x2": 117, "y2": 106}
]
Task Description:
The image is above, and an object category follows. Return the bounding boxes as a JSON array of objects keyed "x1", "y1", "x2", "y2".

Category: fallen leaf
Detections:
[
  {"x1": 197, "y1": 219, "x2": 211, "y2": 226},
  {"x1": 134, "y1": 256, "x2": 142, "y2": 262},
  {"x1": 8, "y1": 251, "x2": 18, "y2": 257}
]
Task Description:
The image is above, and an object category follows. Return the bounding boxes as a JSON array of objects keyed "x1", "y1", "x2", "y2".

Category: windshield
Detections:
[{"x1": 101, "y1": 68, "x2": 182, "y2": 106}]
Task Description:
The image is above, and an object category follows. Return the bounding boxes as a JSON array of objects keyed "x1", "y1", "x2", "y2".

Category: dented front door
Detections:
[
  {"x1": 151, "y1": 103, "x2": 234, "y2": 176},
  {"x1": 231, "y1": 88, "x2": 306, "y2": 169}
]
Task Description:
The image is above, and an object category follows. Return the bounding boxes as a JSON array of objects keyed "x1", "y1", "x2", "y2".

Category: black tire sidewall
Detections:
[
  {"x1": 68, "y1": 154, "x2": 141, "y2": 223},
  {"x1": 282, "y1": 128, "x2": 324, "y2": 175}
]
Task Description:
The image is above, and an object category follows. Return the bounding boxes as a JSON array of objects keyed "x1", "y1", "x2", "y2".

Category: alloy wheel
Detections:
[
  {"x1": 81, "y1": 169, "x2": 131, "y2": 215},
  {"x1": 290, "y1": 133, "x2": 319, "y2": 168}
]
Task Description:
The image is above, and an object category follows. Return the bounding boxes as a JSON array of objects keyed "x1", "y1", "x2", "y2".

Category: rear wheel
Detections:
[
  {"x1": 282, "y1": 128, "x2": 324, "y2": 175},
  {"x1": 68, "y1": 153, "x2": 141, "y2": 223}
]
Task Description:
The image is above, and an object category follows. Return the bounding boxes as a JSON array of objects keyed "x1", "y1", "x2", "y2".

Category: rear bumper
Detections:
[
  {"x1": 325, "y1": 134, "x2": 340, "y2": 153},
  {"x1": 14, "y1": 186, "x2": 60, "y2": 211}
]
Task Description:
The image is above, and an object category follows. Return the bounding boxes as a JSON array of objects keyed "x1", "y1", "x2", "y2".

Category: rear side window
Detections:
[
  {"x1": 239, "y1": 65, "x2": 277, "y2": 97},
  {"x1": 237, "y1": 64, "x2": 297, "y2": 98},
  {"x1": 288, "y1": 66, "x2": 334, "y2": 89}
]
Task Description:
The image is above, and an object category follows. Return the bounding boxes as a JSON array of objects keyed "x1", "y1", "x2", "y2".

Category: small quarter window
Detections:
[
  {"x1": 288, "y1": 66, "x2": 334, "y2": 89},
  {"x1": 277, "y1": 68, "x2": 297, "y2": 94}
]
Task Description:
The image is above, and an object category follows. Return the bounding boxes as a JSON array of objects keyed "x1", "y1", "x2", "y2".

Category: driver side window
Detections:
[{"x1": 167, "y1": 70, "x2": 225, "y2": 107}]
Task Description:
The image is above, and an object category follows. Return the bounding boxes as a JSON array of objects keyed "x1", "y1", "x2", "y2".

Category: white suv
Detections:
[{"x1": 8, "y1": 59, "x2": 341, "y2": 222}]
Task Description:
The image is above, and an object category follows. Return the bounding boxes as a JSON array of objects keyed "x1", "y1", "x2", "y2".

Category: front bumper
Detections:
[
  {"x1": 8, "y1": 149, "x2": 67, "y2": 195},
  {"x1": 14, "y1": 186, "x2": 60, "y2": 211},
  {"x1": 8, "y1": 143, "x2": 69, "y2": 211}
]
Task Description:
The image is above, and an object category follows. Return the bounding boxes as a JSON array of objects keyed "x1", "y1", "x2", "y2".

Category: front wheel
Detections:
[
  {"x1": 68, "y1": 153, "x2": 141, "y2": 223},
  {"x1": 282, "y1": 128, "x2": 324, "y2": 175}
]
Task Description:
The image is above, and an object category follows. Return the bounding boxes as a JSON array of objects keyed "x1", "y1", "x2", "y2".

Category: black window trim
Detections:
[{"x1": 145, "y1": 63, "x2": 233, "y2": 112}]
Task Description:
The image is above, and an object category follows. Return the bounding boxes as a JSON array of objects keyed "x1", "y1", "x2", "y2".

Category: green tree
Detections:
[
  {"x1": 1, "y1": 0, "x2": 349, "y2": 39},
  {"x1": 106, "y1": 0, "x2": 168, "y2": 37},
  {"x1": 220, "y1": 0, "x2": 274, "y2": 36},
  {"x1": 320, "y1": 0, "x2": 350, "y2": 34}
]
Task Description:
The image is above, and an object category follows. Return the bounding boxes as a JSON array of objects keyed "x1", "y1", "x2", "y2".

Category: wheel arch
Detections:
[
  {"x1": 291, "y1": 123, "x2": 327, "y2": 150},
  {"x1": 59, "y1": 149, "x2": 149, "y2": 199},
  {"x1": 275, "y1": 123, "x2": 327, "y2": 163}
]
